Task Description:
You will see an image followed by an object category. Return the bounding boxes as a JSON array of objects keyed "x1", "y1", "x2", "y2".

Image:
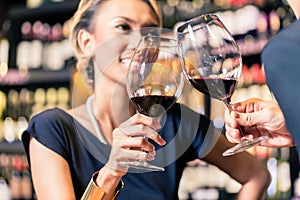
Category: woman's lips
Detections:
[
  {"x1": 120, "y1": 50, "x2": 143, "y2": 69},
  {"x1": 121, "y1": 58, "x2": 131, "y2": 64},
  {"x1": 120, "y1": 58, "x2": 132, "y2": 69}
]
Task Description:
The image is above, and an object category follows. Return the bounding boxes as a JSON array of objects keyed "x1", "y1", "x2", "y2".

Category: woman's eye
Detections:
[{"x1": 116, "y1": 24, "x2": 131, "y2": 32}]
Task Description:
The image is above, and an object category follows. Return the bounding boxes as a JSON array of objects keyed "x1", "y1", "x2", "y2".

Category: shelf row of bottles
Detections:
[
  {"x1": 16, "y1": 20, "x2": 74, "y2": 71},
  {"x1": 178, "y1": 161, "x2": 241, "y2": 199},
  {"x1": 0, "y1": 22, "x2": 74, "y2": 72},
  {"x1": 0, "y1": 152, "x2": 34, "y2": 200},
  {"x1": 26, "y1": 0, "x2": 74, "y2": 9},
  {"x1": 239, "y1": 62, "x2": 266, "y2": 86},
  {"x1": 23, "y1": 0, "x2": 293, "y2": 13},
  {"x1": 169, "y1": 0, "x2": 288, "y2": 10},
  {"x1": 178, "y1": 146, "x2": 296, "y2": 200},
  {"x1": 0, "y1": 87, "x2": 70, "y2": 143},
  {"x1": 163, "y1": 0, "x2": 295, "y2": 31},
  {"x1": 1, "y1": 86, "x2": 70, "y2": 119}
]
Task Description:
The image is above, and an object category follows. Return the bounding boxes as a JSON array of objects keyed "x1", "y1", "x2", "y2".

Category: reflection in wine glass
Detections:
[
  {"x1": 121, "y1": 35, "x2": 184, "y2": 171},
  {"x1": 177, "y1": 14, "x2": 268, "y2": 156}
]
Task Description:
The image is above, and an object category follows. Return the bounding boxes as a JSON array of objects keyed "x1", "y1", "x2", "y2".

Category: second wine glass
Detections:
[
  {"x1": 122, "y1": 35, "x2": 184, "y2": 171},
  {"x1": 176, "y1": 14, "x2": 268, "y2": 156}
]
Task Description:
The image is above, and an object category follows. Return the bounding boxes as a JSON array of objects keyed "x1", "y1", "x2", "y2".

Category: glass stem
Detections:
[{"x1": 224, "y1": 98, "x2": 247, "y2": 139}]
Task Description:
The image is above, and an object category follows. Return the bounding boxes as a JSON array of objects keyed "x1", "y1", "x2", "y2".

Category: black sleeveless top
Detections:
[{"x1": 22, "y1": 103, "x2": 218, "y2": 199}]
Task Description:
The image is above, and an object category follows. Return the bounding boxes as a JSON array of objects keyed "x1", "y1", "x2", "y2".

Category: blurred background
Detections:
[{"x1": 0, "y1": 0, "x2": 297, "y2": 199}]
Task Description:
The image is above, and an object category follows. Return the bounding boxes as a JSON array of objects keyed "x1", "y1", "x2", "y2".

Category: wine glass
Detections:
[
  {"x1": 176, "y1": 14, "x2": 268, "y2": 156},
  {"x1": 121, "y1": 35, "x2": 184, "y2": 171}
]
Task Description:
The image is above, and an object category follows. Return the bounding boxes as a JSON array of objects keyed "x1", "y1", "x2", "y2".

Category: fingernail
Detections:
[
  {"x1": 149, "y1": 151, "x2": 156, "y2": 156},
  {"x1": 147, "y1": 152, "x2": 155, "y2": 160},
  {"x1": 158, "y1": 135, "x2": 166, "y2": 145}
]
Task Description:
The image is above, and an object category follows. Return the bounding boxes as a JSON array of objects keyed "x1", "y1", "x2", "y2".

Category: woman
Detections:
[{"x1": 22, "y1": 0, "x2": 270, "y2": 199}]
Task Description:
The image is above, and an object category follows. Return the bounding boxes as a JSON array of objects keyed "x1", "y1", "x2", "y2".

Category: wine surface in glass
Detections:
[
  {"x1": 130, "y1": 83, "x2": 177, "y2": 117},
  {"x1": 131, "y1": 95, "x2": 176, "y2": 118},
  {"x1": 189, "y1": 77, "x2": 237, "y2": 102}
]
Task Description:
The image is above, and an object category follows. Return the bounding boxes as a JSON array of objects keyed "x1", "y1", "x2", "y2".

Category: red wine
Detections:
[
  {"x1": 189, "y1": 77, "x2": 237, "y2": 102},
  {"x1": 131, "y1": 95, "x2": 176, "y2": 117}
]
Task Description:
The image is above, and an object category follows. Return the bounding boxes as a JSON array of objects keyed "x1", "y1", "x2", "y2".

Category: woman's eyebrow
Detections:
[
  {"x1": 113, "y1": 16, "x2": 159, "y2": 27},
  {"x1": 142, "y1": 23, "x2": 160, "y2": 28}
]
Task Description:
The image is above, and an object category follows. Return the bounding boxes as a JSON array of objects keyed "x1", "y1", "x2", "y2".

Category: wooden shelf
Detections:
[
  {"x1": 0, "y1": 68, "x2": 71, "y2": 85},
  {"x1": 0, "y1": 141, "x2": 25, "y2": 154},
  {"x1": 0, "y1": 68, "x2": 72, "y2": 91},
  {"x1": 7, "y1": 1, "x2": 79, "y2": 23}
]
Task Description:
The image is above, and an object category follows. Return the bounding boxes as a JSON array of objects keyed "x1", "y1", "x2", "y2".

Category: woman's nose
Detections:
[{"x1": 127, "y1": 31, "x2": 143, "y2": 51}]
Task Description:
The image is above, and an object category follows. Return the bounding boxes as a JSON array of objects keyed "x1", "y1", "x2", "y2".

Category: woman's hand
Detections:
[
  {"x1": 105, "y1": 113, "x2": 166, "y2": 175},
  {"x1": 95, "y1": 113, "x2": 166, "y2": 199},
  {"x1": 224, "y1": 98, "x2": 294, "y2": 148}
]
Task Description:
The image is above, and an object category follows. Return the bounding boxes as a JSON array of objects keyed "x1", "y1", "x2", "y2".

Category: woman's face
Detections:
[{"x1": 90, "y1": 0, "x2": 160, "y2": 86}]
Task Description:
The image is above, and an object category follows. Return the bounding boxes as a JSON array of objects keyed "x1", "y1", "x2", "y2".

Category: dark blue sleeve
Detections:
[
  {"x1": 263, "y1": 19, "x2": 300, "y2": 151},
  {"x1": 21, "y1": 108, "x2": 72, "y2": 164}
]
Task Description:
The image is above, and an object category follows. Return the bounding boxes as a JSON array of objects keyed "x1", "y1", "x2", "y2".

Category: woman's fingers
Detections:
[
  {"x1": 110, "y1": 145, "x2": 155, "y2": 162},
  {"x1": 107, "y1": 145, "x2": 154, "y2": 173},
  {"x1": 113, "y1": 132, "x2": 156, "y2": 154},
  {"x1": 121, "y1": 113, "x2": 161, "y2": 130},
  {"x1": 108, "y1": 113, "x2": 167, "y2": 172},
  {"x1": 119, "y1": 114, "x2": 166, "y2": 146}
]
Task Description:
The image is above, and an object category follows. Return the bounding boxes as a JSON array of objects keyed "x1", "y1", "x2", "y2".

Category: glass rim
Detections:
[
  {"x1": 141, "y1": 34, "x2": 178, "y2": 47},
  {"x1": 176, "y1": 13, "x2": 220, "y2": 34}
]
